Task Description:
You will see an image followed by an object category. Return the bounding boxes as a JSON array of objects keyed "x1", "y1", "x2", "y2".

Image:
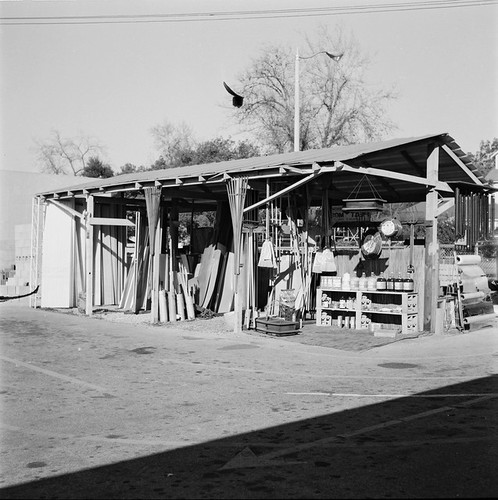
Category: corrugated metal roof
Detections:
[{"x1": 36, "y1": 133, "x2": 484, "y2": 202}]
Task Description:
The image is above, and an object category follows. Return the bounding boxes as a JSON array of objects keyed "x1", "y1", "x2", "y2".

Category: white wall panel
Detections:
[{"x1": 40, "y1": 203, "x2": 74, "y2": 308}]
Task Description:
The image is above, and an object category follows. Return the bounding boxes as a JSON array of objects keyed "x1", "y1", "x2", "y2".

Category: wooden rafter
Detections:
[
  {"x1": 89, "y1": 217, "x2": 134, "y2": 227},
  {"x1": 331, "y1": 162, "x2": 452, "y2": 191},
  {"x1": 361, "y1": 160, "x2": 400, "y2": 200},
  {"x1": 436, "y1": 198, "x2": 455, "y2": 217},
  {"x1": 401, "y1": 150, "x2": 425, "y2": 176},
  {"x1": 46, "y1": 199, "x2": 83, "y2": 219},
  {"x1": 243, "y1": 170, "x2": 322, "y2": 213},
  {"x1": 441, "y1": 144, "x2": 483, "y2": 185}
]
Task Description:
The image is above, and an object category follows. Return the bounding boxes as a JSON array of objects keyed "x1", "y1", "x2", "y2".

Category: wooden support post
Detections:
[
  {"x1": 424, "y1": 144, "x2": 440, "y2": 333},
  {"x1": 85, "y1": 195, "x2": 94, "y2": 316},
  {"x1": 132, "y1": 211, "x2": 141, "y2": 313},
  {"x1": 170, "y1": 203, "x2": 179, "y2": 279},
  {"x1": 151, "y1": 212, "x2": 162, "y2": 324}
]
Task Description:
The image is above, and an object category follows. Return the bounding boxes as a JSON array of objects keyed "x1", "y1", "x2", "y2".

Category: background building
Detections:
[{"x1": 0, "y1": 170, "x2": 74, "y2": 294}]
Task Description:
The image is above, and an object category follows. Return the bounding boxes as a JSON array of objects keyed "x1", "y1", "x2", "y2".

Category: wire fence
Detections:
[{"x1": 440, "y1": 244, "x2": 497, "y2": 278}]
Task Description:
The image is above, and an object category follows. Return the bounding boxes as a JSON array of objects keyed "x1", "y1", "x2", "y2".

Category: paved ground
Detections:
[{"x1": 0, "y1": 303, "x2": 497, "y2": 499}]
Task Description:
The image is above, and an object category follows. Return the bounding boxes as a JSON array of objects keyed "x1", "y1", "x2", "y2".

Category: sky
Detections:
[{"x1": 0, "y1": 0, "x2": 497, "y2": 174}]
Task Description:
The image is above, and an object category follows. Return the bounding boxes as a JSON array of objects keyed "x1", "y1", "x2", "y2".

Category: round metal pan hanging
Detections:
[{"x1": 379, "y1": 218, "x2": 403, "y2": 238}]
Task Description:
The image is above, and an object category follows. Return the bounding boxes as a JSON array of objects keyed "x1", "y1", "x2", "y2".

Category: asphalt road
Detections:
[{"x1": 0, "y1": 304, "x2": 497, "y2": 499}]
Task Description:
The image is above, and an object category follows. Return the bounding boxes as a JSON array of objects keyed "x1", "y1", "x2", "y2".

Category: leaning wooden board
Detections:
[
  {"x1": 201, "y1": 247, "x2": 222, "y2": 309},
  {"x1": 196, "y1": 244, "x2": 214, "y2": 305}
]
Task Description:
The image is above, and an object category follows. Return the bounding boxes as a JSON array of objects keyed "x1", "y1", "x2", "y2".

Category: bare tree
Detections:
[
  {"x1": 150, "y1": 120, "x2": 196, "y2": 167},
  {"x1": 35, "y1": 130, "x2": 105, "y2": 175},
  {"x1": 231, "y1": 25, "x2": 397, "y2": 153}
]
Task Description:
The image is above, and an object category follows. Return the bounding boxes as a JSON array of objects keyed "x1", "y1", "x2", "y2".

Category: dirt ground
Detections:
[{"x1": 40, "y1": 304, "x2": 492, "y2": 353}]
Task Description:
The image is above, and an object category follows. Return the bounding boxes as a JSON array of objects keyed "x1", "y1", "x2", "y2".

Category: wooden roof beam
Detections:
[
  {"x1": 89, "y1": 217, "x2": 134, "y2": 227},
  {"x1": 332, "y1": 162, "x2": 452, "y2": 191},
  {"x1": 279, "y1": 165, "x2": 315, "y2": 175},
  {"x1": 401, "y1": 150, "x2": 425, "y2": 176},
  {"x1": 361, "y1": 160, "x2": 400, "y2": 200},
  {"x1": 243, "y1": 170, "x2": 322, "y2": 213},
  {"x1": 46, "y1": 199, "x2": 83, "y2": 219},
  {"x1": 436, "y1": 197, "x2": 454, "y2": 217},
  {"x1": 441, "y1": 144, "x2": 483, "y2": 185},
  {"x1": 92, "y1": 195, "x2": 145, "y2": 207}
]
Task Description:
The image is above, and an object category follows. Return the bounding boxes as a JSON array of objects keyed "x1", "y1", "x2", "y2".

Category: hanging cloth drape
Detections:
[
  {"x1": 226, "y1": 177, "x2": 248, "y2": 333},
  {"x1": 144, "y1": 186, "x2": 162, "y2": 256},
  {"x1": 226, "y1": 177, "x2": 248, "y2": 275},
  {"x1": 144, "y1": 187, "x2": 162, "y2": 320}
]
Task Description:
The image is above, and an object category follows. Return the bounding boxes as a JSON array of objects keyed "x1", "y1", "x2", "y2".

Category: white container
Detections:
[{"x1": 342, "y1": 274, "x2": 350, "y2": 291}]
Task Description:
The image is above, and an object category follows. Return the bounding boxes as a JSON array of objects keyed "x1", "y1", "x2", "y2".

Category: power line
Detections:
[{"x1": 1, "y1": 0, "x2": 497, "y2": 26}]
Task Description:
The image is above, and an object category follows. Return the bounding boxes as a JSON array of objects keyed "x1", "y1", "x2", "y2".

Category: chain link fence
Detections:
[{"x1": 440, "y1": 244, "x2": 497, "y2": 278}]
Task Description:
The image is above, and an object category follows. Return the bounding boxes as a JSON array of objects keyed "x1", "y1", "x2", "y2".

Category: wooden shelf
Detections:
[{"x1": 316, "y1": 289, "x2": 419, "y2": 334}]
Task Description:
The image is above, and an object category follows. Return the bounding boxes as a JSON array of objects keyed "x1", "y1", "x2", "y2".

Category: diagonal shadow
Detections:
[{"x1": 1, "y1": 376, "x2": 497, "y2": 499}]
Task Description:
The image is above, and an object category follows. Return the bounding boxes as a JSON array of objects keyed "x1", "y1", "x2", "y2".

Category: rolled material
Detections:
[
  {"x1": 460, "y1": 291, "x2": 486, "y2": 301},
  {"x1": 463, "y1": 313, "x2": 496, "y2": 325},
  {"x1": 459, "y1": 265, "x2": 487, "y2": 279},
  {"x1": 456, "y1": 255, "x2": 481, "y2": 265},
  {"x1": 475, "y1": 276, "x2": 490, "y2": 292},
  {"x1": 462, "y1": 276, "x2": 491, "y2": 294}
]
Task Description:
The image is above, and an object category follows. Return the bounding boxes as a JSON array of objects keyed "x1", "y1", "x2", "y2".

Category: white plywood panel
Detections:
[{"x1": 40, "y1": 203, "x2": 73, "y2": 308}]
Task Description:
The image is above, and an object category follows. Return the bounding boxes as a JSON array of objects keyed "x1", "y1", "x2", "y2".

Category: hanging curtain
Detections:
[
  {"x1": 144, "y1": 186, "x2": 162, "y2": 257},
  {"x1": 144, "y1": 186, "x2": 162, "y2": 315},
  {"x1": 226, "y1": 177, "x2": 248, "y2": 275}
]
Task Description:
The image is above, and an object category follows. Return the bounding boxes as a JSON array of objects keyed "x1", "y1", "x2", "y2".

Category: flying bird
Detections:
[{"x1": 223, "y1": 82, "x2": 244, "y2": 108}]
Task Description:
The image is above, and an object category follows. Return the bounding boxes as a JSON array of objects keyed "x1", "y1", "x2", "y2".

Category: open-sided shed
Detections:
[{"x1": 33, "y1": 133, "x2": 493, "y2": 333}]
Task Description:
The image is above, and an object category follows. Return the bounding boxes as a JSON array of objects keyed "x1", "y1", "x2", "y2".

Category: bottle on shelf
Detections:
[
  {"x1": 404, "y1": 274, "x2": 414, "y2": 292},
  {"x1": 359, "y1": 272, "x2": 367, "y2": 290},
  {"x1": 342, "y1": 272, "x2": 351, "y2": 290},
  {"x1": 376, "y1": 272, "x2": 387, "y2": 291},
  {"x1": 351, "y1": 276, "x2": 359, "y2": 290},
  {"x1": 387, "y1": 272, "x2": 395, "y2": 291},
  {"x1": 394, "y1": 272, "x2": 404, "y2": 291},
  {"x1": 367, "y1": 272, "x2": 377, "y2": 290}
]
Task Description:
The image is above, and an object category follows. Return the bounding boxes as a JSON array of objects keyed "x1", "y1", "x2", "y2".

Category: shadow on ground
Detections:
[{"x1": 1, "y1": 376, "x2": 496, "y2": 499}]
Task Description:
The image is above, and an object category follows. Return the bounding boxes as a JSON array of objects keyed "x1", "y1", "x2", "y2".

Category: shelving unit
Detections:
[{"x1": 316, "y1": 288, "x2": 419, "y2": 335}]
